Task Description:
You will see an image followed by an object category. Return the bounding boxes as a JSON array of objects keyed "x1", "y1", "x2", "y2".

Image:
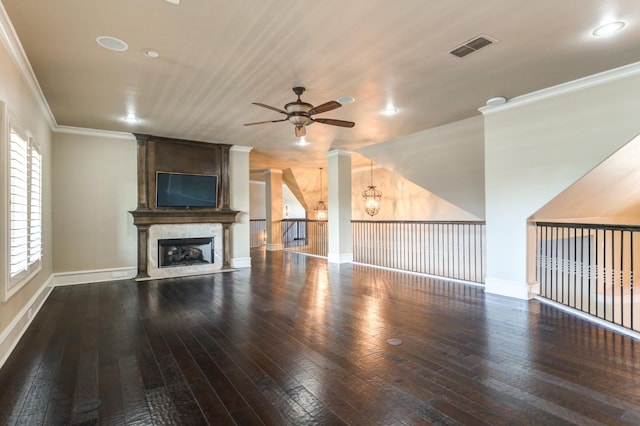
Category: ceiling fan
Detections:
[{"x1": 244, "y1": 87, "x2": 355, "y2": 137}]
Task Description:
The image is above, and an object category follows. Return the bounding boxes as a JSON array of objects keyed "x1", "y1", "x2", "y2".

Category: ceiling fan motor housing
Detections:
[{"x1": 285, "y1": 100, "x2": 313, "y2": 126}]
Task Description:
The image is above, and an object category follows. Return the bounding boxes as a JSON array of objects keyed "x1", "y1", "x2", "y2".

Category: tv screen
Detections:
[{"x1": 156, "y1": 172, "x2": 218, "y2": 208}]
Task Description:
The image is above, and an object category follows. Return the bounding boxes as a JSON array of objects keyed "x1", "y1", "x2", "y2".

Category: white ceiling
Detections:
[{"x1": 3, "y1": 0, "x2": 640, "y2": 172}]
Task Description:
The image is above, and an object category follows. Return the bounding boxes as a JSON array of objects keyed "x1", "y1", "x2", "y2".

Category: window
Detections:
[{"x1": 5, "y1": 123, "x2": 41, "y2": 299}]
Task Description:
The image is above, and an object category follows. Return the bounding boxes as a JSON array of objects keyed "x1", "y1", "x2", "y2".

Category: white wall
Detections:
[
  {"x1": 483, "y1": 63, "x2": 640, "y2": 299},
  {"x1": 532, "y1": 134, "x2": 640, "y2": 224},
  {"x1": 282, "y1": 185, "x2": 306, "y2": 219},
  {"x1": 230, "y1": 146, "x2": 252, "y2": 267},
  {"x1": 357, "y1": 115, "x2": 485, "y2": 219}
]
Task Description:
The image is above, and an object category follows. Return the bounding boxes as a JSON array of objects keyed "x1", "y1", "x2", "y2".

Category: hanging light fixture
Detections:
[
  {"x1": 362, "y1": 161, "x2": 382, "y2": 216},
  {"x1": 314, "y1": 167, "x2": 328, "y2": 220}
]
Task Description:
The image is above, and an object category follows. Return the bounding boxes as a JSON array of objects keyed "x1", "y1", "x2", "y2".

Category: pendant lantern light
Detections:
[
  {"x1": 314, "y1": 167, "x2": 328, "y2": 220},
  {"x1": 362, "y1": 161, "x2": 382, "y2": 216}
]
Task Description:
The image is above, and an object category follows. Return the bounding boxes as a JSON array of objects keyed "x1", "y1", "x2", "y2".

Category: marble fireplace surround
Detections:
[{"x1": 148, "y1": 223, "x2": 222, "y2": 280}]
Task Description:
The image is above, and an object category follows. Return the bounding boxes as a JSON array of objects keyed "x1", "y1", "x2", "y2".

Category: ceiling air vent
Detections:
[{"x1": 449, "y1": 35, "x2": 495, "y2": 58}]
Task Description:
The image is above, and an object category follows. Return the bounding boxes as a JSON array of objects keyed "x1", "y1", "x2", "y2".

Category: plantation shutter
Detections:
[
  {"x1": 9, "y1": 128, "x2": 29, "y2": 277},
  {"x1": 29, "y1": 145, "x2": 42, "y2": 264}
]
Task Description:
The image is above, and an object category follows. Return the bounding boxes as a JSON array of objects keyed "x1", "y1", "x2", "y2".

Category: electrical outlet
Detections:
[
  {"x1": 111, "y1": 271, "x2": 126, "y2": 278},
  {"x1": 27, "y1": 308, "x2": 33, "y2": 320}
]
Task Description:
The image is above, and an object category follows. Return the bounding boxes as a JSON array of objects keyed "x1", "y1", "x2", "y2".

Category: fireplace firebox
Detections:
[{"x1": 158, "y1": 237, "x2": 214, "y2": 268}]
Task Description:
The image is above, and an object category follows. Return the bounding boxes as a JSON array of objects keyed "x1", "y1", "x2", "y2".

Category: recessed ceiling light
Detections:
[
  {"x1": 165, "y1": 0, "x2": 180, "y2": 4},
  {"x1": 96, "y1": 36, "x2": 128, "y2": 52},
  {"x1": 592, "y1": 21, "x2": 626, "y2": 36},
  {"x1": 486, "y1": 96, "x2": 507, "y2": 107},
  {"x1": 143, "y1": 50, "x2": 160, "y2": 58},
  {"x1": 337, "y1": 96, "x2": 355, "y2": 104},
  {"x1": 381, "y1": 106, "x2": 398, "y2": 116},
  {"x1": 123, "y1": 115, "x2": 139, "y2": 123}
]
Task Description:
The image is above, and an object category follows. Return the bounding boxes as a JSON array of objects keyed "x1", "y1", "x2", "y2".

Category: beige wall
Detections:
[
  {"x1": 52, "y1": 131, "x2": 137, "y2": 272},
  {"x1": 351, "y1": 166, "x2": 481, "y2": 221},
  {"x1": 264, "y1": 165, "x2": 480, "y2": 222},
  {"x1": 0, "y1": 25, "x2": 53, "y2": 350}
]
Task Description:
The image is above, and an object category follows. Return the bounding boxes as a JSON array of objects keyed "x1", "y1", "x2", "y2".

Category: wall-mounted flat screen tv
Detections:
[{"x1": 156, "y1": 172, "x2": 218, "y2": 208}]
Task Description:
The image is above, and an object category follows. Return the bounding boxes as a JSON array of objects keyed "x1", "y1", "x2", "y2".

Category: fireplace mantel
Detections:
[
  {"x1": 130, "y1": 209, "x2": 239, "y2": 280},
  {"x1": 130, "y1": 208, "x2": 239, "y2": 226}
]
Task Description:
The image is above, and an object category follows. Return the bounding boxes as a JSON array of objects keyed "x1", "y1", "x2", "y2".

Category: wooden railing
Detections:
[
  {"x1": 352, "y1": 221, "x2": 486, "y2": 283},
  {"x1": 536, "y1": 222, "x2": 640, "y2": 331}
]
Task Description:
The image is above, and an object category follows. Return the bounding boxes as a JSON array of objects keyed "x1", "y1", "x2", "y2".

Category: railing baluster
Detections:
[
  {"x1": 574, "y1": 227, "x2": 577, "y2": 308},
  {"x1": 535, "y1": 221, "x2": 640, "y2": 332},
  {"x1": 620, "y1": 230, "x2": 624, "y2": 327},
  {"x1": 631, "y1": 231, "x2": 635, "y2": 330},
  {"x1": 349, "y1": 221, "x2": 485, "y2": 284}
]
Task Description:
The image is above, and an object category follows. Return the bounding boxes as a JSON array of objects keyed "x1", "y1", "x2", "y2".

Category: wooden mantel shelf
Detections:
[{"x1": 129, "y1": 208, "x2": 239, "y2": 226}]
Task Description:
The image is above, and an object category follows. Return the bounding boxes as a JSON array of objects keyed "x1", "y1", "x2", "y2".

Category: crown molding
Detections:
[
  {"x1": 230, "y1": 145, "x2": 253, "y2": 153},
  {"x1": 352, "y1": 164, "x2": 384, "y2": 174},
  {"x1": 0, "y1": 3, "x2": 56, "y2": 128},
  {"x1": 479, "y1": 61, "x2": 640, "y2": 115},
  {"x1": 326, "y1": 149, "x2": 353, "y2": 158},
  {"x1": 53, "y1": 125, "x2": 135, "y2": 139}
]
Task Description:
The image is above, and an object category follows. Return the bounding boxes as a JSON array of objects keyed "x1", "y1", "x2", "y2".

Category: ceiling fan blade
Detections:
[
  {"x1": 252, "y1": 102, "x2": 287, "y2": 115},
  {"x1": 309, "y1": 101, "x2": 342, "y2": 115},
  {"x1": 295, "y1": 126, "x2": 306, "y2": 137},
  {"x1": 244, "y1": 119, "x2": 287, "y2": 126},
  {"x1": 313, "y1": 118, "x2": 355, "y2": 128}
]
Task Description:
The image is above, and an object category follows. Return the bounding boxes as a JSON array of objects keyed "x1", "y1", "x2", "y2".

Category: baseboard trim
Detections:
[
  {"x1": 327, "y1": 252, "x2": 353, "y2": 264},
  {"x1": 52, "y1": 267, "x2": 137, "y2": 286},
  {"x1": 351, "y1": 262, "x2": 485, "y2": 287},
  {"x1": 134, "y1": 268, "x2": 235, "y2": 281},
  {"x1": 485, "y1": 276, "x2": 538, "y2": 300},
  {"x1": 231, "y1": 257, "x2": 251, "y2": 268},
  {"x1": 535, "y1": 297, "x2": 640, "y2": 342},
  {"x1": 0, "y1": 276, "x2": 54, "y2": 370}
]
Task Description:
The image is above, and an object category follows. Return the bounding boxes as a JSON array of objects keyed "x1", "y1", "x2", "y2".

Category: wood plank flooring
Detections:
[{"x1": 2, "y1": 249, "x2": 640, "y2": 425}]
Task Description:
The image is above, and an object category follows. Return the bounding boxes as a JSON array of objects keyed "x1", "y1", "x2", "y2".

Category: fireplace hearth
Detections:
[{"x1": 159, "y1": 237, "x2": 214, "y2": 268}]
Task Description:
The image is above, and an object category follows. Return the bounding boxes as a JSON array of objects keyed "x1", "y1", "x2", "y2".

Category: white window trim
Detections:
[{"x1": 2, "y1": 103, "x2": 42, "y2": 302}]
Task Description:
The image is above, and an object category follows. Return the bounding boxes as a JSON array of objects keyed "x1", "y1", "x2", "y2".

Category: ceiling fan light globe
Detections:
[{"x1": 288, "y1": 114, "x2": 309, "y2": 126}]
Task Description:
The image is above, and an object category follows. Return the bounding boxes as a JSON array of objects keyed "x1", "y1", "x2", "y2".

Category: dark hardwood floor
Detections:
[{"x1": 1, "y1": 249, "x2": 640, "y2": 425}]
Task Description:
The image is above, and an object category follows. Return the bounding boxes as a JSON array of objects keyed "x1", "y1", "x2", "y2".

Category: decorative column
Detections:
[
  {"x1": 265, "y1": 169, "x2": 283, "y2": 251},
  {"x1": 135, "y1": 136, "x2": 150, "y2": 209},
  {"x1": 230, "y1": 145, "x2": 253, "y2": 268},
  {"x1": 135, "y1": 225, "x2": 150, "y2": 279},
  {"x1": 327, "y1": 150, "x2": 353, "y2": 263}
]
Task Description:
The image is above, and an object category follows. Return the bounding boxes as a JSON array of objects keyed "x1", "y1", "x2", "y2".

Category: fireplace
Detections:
[
  {"x1": 159, "y1": 237, "x2": 214, "y2": 268},
  {"x1": 138, "y1": 223, "x2": 225, "y2": 280},
  {"x1": 129, "y1": 134, "x2": 239, "y2": 280}
]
